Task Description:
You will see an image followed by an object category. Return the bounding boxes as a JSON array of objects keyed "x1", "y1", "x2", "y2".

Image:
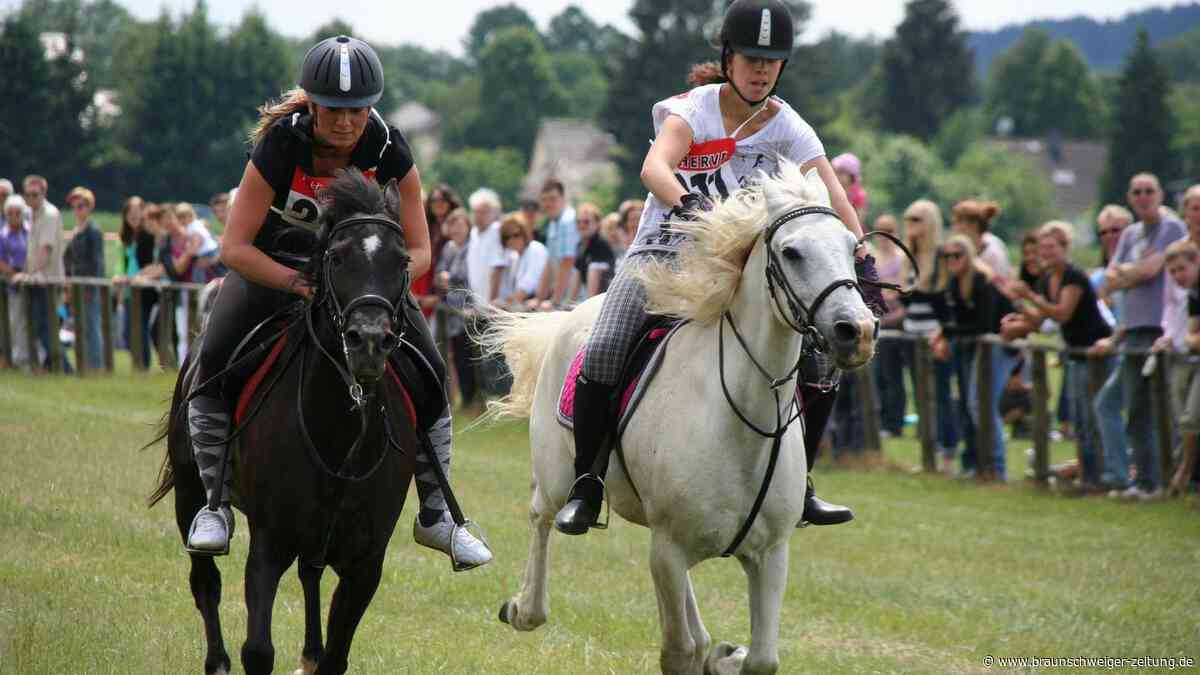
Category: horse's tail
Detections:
[
  {"x1": 146, "y1": 411, "x2": 175, "y2": 507},
  {"x1": 473, "y1": 307, "x2": 573, "y2": 420}
]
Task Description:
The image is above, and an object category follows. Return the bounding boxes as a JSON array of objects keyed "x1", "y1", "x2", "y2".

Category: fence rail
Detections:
[{"x1": 1, "y1": 277, "x2": 1182, "y2": 487}]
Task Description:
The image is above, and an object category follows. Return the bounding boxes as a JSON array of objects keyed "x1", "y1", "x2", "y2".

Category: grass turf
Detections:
[{"x1": 0, "y1": 370, "x2": 1197, "y2": 674}]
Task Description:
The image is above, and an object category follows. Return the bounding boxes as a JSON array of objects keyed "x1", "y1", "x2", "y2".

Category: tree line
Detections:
[{"x1": 2, "y1": 0, "x2": 1196, "y2": 233}]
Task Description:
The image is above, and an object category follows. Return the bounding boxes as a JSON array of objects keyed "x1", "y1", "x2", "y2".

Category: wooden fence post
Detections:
[
  {"x1": 1152, "y1": 352, "x2": 1175, "y2": 481},
  {"x1": 129, "y1": 287, "x2": 146, "y2": 372},
  {"x1": 185, "y1": 289, "x2": 199, "y2": 345},
  {"x1": 1031, "y1": 348, "x2": 1051, "y2": 483},
  {"x1": 70, "y1": 284, "x2": 86, "y2": 376},
  {"x1": 1086, "y1": 355, "x2": 1109, "y2": 482},
  {"x1": 913, "y1": 337, "x2": 937, "y2": 472},
  {"x1": 23, "y1": 285, "x2": 37, "y2": 369},
  {"x1": 0, "y1": 280, "x2": 11, "y2": 368},
  {"x1": 44, "y1": 284, "x2": 64, "y2": 373},
  {"x1": 974, "y1": 339, "x2": 996, "y2": 481},
  {"x1": 857, "y1": 365, "x2": 882, "y2": 454},
  {"x1": 99, "y1": 285, "x2": 114, "y2": 372},
  {"x1": 157, "y1": 288, "x2": 177, "y2": 370}
]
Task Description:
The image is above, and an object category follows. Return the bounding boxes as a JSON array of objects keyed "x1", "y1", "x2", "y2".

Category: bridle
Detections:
[{"x1": 315, "y1": 215, "x2": 411, "y2": 407}]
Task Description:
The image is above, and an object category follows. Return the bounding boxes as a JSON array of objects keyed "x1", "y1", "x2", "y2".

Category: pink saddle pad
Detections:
[{"x1": 558, "y1": 327, "x2": 673, "y2": 427}]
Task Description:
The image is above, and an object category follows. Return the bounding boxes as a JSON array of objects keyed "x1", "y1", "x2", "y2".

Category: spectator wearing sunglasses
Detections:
[
  {"x1": 19, "y1": 175, "x2": 65, "y2": 371},
  {"x1": 1090, "y1": 173, "x2": 1186, "y2": 501}
]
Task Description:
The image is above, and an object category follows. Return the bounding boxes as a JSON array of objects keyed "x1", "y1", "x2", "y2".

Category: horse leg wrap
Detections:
[
  {"x1": 188, "y1": 394, "x2": 232, "y2": 510},
  {"x1": 415, "y1": 411, "x2": 453, "y2": 525}
]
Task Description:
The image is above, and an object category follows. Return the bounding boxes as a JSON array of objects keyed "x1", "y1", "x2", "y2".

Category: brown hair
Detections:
[
  {"x1": 688, "y1": 60, "x2": 725, "y2": 86},
  {"x1": 499, "y1": 212, "x2": 531, "y2": 242},
  {"x1": 540, "y1": 178, "x2": 564, "y2": 196},
  {"x1": 952, "y1": 200, "x2": 1001, "y2": 232},
  {"x1": 119, "y1": 196, "x2": 145, "y2": 246},
  {"x1": 250, "y1": 88, "x2": 310, "y2": 145},
  {"x1": 1165, "y1": 239, "x2": 1199, "y2": 263}
]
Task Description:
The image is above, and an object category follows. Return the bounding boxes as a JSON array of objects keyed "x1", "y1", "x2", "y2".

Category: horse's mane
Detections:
[
  {"x1": 632, "y1": 160, "x2": 828, "y2": 325},
  {"x1": 300, "y1": 168, "x2": 396, "y2": 286}
]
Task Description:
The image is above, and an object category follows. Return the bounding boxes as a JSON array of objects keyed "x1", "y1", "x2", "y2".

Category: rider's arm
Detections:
[
  {"x1": 220, "y1": 161, "x2": 305, "y2": 294},
  {"x1": 396, "y1": 167, "x2": 431, "y2": 278},
  {"x1": 640, "y1": 115, "x2": 693, "y2": 208},
  {"x1": 801, "y1": 156, "x2": 864, "y2": 240}
]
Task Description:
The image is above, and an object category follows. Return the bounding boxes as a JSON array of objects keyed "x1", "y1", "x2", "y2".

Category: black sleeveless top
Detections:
[{"x1": 250, "y1": 110, "x2": 414, "y2": 257}]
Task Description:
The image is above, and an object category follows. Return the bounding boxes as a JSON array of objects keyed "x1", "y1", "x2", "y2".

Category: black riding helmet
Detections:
[
  {"x1": 719, "y1": 0, "x2": 795, "y2": 105},
  {"x1": 301, "y1": 35, "x2": 384, "y2": 108}
]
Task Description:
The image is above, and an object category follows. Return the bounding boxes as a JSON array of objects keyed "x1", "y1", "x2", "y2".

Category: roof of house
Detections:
[{"x1": 995, "y1": 137, "x2": 1108, "y2": 216}]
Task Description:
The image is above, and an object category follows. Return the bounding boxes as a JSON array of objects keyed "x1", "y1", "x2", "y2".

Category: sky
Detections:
[{"x1": 1, "y1": 0, "x2": 1180, "y2": 52}]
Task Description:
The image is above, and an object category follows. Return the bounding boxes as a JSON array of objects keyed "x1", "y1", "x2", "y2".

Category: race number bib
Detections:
[
  {"x1": 279, "y1": 166, "x2": 377, "y2": 230},
  {"x1": 674, "y1": 138, "x2": 737, "y2": 201}
]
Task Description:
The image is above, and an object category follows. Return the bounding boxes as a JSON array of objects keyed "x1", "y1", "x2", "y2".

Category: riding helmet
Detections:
[
  {"x1": 300, "y1": 35, "x2": 384, "y2": 108},
  {"x1": 720, "y1": 0, "x2": 795, "y2": 60}
]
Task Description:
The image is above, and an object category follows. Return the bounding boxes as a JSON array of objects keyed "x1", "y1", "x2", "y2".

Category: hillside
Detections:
[{"x1": 968, "y1": 3, "x2": 1200, "y2": 73}]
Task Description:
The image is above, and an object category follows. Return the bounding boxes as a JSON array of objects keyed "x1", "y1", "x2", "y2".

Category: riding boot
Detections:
[
  {"x1": 555, "y1": 375, "x2": 618, "y2": 535},
  {"x1": 412, "y1": 410, "x2": 493, "y2": 570},
  {"x1": 799, "y1": 382, "x2": 854, "y2": 527},
  {"x1": 186, "y1": 394, "x2": 235, "y2": 554}
]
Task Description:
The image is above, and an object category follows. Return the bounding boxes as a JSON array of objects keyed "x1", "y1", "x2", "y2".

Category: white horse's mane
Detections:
[{"x1": 632, "y1": 159, "x2": 830, "y2": 325}]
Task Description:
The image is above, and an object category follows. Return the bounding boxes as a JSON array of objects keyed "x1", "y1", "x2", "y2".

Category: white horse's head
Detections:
[{"x1": 760, "y1": 163, "x2": 877, "y2": 369}]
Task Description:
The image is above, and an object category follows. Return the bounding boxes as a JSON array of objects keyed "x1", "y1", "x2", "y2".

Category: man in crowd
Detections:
[
  {"x1": 20, "y1": 175, "x2": 66, "y2": 371},
  {"x1": 539, "y1": 179, "x2": 579, "y2": 308},
  {"x1": 1091, "y1": 173, "x2": 1186, "y2": 501},
  {"x1": 464, "y1": 188, "x2": 511, "y2": 395}
]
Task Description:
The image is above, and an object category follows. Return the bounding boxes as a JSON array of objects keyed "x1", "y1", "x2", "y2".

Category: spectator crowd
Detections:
[{"x1": 3, "y1": 164, "x2": 1199, "y2": 501}]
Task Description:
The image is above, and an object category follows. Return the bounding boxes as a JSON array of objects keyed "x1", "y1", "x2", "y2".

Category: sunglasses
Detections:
[
  {"x1": 430, "y1": 196, "x2": 447, "y2": 204},
  {"x1": 1098, "y1": 227, "x2": 1123, "y2": 236},
  {"x1": 941, "y1": 251, "x2": 965, "y2": 261},
  {"x1": 1129, "y1": 188, "x2": 1156, "y2": 196},
  {"x1": 25, "y1": 191, "x2": 42, "y2": 198},
  {"x1": 903, "y1": 215, "x2": 922, "y2": 222}
]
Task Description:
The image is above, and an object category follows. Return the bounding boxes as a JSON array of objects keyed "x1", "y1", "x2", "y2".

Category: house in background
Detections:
[
  {"x1": 522, "y1": 118, "x2": 619, "y2": 202},
  {"x1": 996, "y1": 137, "x2": 1108, "y2": 220},
  {"x1": 389, "y1": 101, "x2": 442, "y2": 166}
]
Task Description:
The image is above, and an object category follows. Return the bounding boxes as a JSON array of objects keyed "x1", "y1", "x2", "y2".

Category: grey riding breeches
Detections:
[{"x1": 581, "y1": 252, "x2": 671, "y2": 386}]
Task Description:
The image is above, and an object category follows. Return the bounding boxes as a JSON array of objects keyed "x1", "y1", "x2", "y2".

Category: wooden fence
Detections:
[{"x1": 0, "y1": 277, "x2": 1182, "y2": 487}]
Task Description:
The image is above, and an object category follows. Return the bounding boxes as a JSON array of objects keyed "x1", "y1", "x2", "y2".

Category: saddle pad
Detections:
[
  {"x1": 234, "y1": 333, "x2": 417, "y2": 428},
  {"x1": 557, "y1": 323, "x2": 686, "y2": 433}
]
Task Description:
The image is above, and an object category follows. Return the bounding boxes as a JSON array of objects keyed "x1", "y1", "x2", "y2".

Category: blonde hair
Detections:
[
  {"x1": 174, "y1": 202, "x2": 196, "y2": 223},
  {"x1": 902, "y1": 199, "x2": 944, "y2": 291},
  {"x1": 940, "y1": 233, "x2": 981, "y2": 301},
  {"x1": 601, "y1": 212, "x2": 622, "y2": 240},
  {"x1": 1165, "y1": 239, "x2": 1199, "y2": 263},
  {"x1": 250, "y1": 88, "x2": 310, "y2": 146},
  {"x1": 1182, "y1": 185, "x2": 1200, "y2": 211},
  {"x1": 1038, "y1": 220, "x2": 1075, "y2": 250},
  {"x1": 499, "y1": 212, "x2": 530, "y2": 241},
  {"x1": 1097, "y1": 204, "x2": 1133, "y2": 228},
  {"x1": 576, "y1": 202, "x2": 602, "y2": 225}
]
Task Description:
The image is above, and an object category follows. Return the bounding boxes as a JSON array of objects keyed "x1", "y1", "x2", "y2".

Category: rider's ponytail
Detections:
[
  {"x1": 249, "y1": 88, "x2": 310, "y2": 146},
  {"x1": 688, "y1": 61, "x2": 725, "y2": 87}
]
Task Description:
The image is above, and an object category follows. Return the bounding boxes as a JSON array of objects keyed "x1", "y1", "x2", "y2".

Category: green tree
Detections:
[
  {"x1": 16, "y1": 0, "x2": 136, "y2": 89},
  {"x1": 467, "y1": 26, "x2": 567, "y2": 157},
  {"x1": 545, "y1": 5, "x2": 601, "y2": 54},
  {"x1": 934, "y1": 141, "x2": 1055, "y2": 240},
  {"x1": 857, "y1": 134, "x2": 945, "y2": 220},
  {"x1": 1099, "y1": 30, "x2": 1178, "y2": 205},
  {"x1": 1168, "y1": 84, "x2": 1200, "y2": 185},
  {"x1": 0, "y1": 12, "x2": 95, "y2": 199},
  {"x1": 464, "y1": 3, "x2": 536, "y2": 64},
  {"x1": 1157, "y1": 25, "x2": 1200, "y2": 84},
  {"x1": 551, "y1": 51, "x2": 608, "y2": 120},
  {"x1": 986, "y1": 29, "x2": 1103, "y2": 139},
  {"x1": 877, "y1": 0, "x2": 975, "y2": 140},
  {"x1": 431, "y1": 147, "x2": 526, "y2": 209},
  {"x1": 220, "y1": 11, "x2": 292, "y2": 148},
  {"x1": 308, "y1": 19, "x2": 356, "y2": 44}
]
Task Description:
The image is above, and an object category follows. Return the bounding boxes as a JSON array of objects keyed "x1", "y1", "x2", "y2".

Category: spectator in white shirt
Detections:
[
  {"x1": 464, "y1": 188, "x2": 508, "y2": 304},
  {"x1": 498, "y1": 213, "x2": 548, "y2": 311}
]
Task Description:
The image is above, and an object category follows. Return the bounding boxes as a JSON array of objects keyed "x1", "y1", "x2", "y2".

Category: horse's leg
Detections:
[
  {"x1": 684, "y1": 574, "x2": 711, "y2": 671},
  {"x1": 316, "y1": 556, "x2": 385, "y2": 675},
  {"x1": 709, "y1": 544, "x2": 789, "y2": 675},
  {"x1": 294, "y1": 562, "x2": 325, "y2": 675},
  {"x1": 175, "y1": 464, "x2": 231, "y2": 675},
  {"x1": 240, "y1": 536, "x2": 292, "y2": 675},
  {"x1": 499, "y1": 485, "x2": 554, "y2": 631},
  {"x1": 650, "y1": 532, "x2": 700, "y2": 675}
]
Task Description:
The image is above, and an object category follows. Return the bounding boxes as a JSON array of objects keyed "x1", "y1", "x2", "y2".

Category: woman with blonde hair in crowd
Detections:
[
  {"x1": 498, "y1": 211, "x2": 548, "y2": 310},
  {"x1": 1006, "y1": 221, "x2": 1114, "y2": 491},
  {"x1": 932, "y1": 232, "x2": 1018, "y2": 479},
  {"x1": 897, "y1": 199, "x2": 957, "y2": 467},
  {"x1": 616, "y1": 199, "x2": 643, "y2": 242}
]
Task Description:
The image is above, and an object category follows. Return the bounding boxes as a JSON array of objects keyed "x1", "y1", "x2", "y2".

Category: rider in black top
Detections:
[{"x1": 184, "y1": 36, "x2": 492, "y2": 570}]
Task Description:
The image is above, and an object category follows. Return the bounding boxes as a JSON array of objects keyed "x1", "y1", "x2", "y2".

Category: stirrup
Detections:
[
  {"x1": 565, "y1": 474, "x2": 610, "y2": 531},
  {"x1": 185, "y1": 507, "x2": 233, "y2": 557},
  {"x1": 449, "y1": 519, "x2": 493, "y2": 573}
]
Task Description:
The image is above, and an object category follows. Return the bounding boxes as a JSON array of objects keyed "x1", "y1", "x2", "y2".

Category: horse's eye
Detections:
[
  {"x1": 328, "y1": 253, "x2": 343, "y2": 269},
  {"x1": 782, "y1": 246, "x2": 802, "y2": 262}
]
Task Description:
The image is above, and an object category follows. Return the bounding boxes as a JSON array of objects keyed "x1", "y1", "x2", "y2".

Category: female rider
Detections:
[
  {"x1": 185, "y1": 36, "x2": 492, "y2": 570},
  {"x1": 557, "y1": 0, "x2": 877, "y2": 535}
]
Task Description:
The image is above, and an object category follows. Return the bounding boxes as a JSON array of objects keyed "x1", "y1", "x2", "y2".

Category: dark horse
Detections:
[{"x1": 150, "y1": 170, "x2": 420, "y2": 675}]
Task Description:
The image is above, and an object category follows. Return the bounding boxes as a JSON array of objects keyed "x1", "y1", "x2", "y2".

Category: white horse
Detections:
[{"x1": 480, "y1": 163, "x2": 877, "y2": 675}]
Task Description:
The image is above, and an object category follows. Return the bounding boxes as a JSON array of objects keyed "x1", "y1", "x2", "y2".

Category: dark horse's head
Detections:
[{"x1": 303, "y1": 169, "x2": 411, "y2": 384}]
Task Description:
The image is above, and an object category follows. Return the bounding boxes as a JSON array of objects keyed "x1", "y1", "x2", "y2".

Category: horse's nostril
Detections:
[
  {"x1": 834, "y1": 320, "x2": 860, "y2": 345},
  {"x1": 345, "y1": 329, "x2": 364, "y2": 350}
]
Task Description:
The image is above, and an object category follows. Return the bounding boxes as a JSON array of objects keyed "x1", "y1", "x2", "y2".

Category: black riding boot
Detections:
[
  {"x1": 800, "y1": 382, "x2": 854, "y2": 526},
  {"x1": 555, "y1": 375, "x2": 617, "y2": 535}
]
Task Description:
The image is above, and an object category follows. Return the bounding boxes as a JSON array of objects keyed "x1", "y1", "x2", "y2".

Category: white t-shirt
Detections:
[
  {"x1": 978, "y1": 232, "x2": 1012, "y2": 280},
  {"x1": 466, "y1": 221, "x2": 509, "y2": 302},
  {"x1": 186, "y1": 219, "x2": 220, "y2": 256},
  {"x1": 628, "y1": 83, "x2": 826, "y2": 256},
  {"x1": 502, "y1": 240, "x2": 548, "y2": 299}
]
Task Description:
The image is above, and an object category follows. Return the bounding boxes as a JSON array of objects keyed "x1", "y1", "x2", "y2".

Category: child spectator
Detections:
[{"x1": 1160, "y1": 240, "x2": 1200, "y2": 495}]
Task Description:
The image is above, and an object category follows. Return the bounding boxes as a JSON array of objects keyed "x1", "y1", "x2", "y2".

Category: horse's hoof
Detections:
[
  {"x1": 498, "y1": 600, "x2": 512, "y2": 625},
  {"x1": 705, "y1": 641, "x2": 747, "y2": 675}
]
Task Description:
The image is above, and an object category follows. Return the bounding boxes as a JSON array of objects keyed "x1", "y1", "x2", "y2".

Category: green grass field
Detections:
[{"x1": 1, "y1": 370, "x2": 1197, "y2": 674}]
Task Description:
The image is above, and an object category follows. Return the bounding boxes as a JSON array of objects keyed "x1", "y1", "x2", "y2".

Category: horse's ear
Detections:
[
  {"x1": 805, "y1": 168, "x2": 831, "y2": 207},
  {"x1": 383, "y1": 178, "x2": 403, "y2": 222}
]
